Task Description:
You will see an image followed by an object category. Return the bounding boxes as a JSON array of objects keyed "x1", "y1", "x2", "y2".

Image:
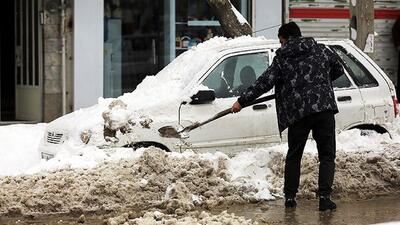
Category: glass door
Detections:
[
  {"x1": 104, "y1": 0, "x2": 166, "y2": 97},
  {"x1": 15, "y1": 0, "x2": 43, "y2": 121}
]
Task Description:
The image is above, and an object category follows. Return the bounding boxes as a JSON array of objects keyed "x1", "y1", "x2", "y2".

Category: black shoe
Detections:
[
  {"x1": 285, "y1": 198, "x2": 297, "y2": 208},
  {"x1": 319, "y1": 196, "x2": 336, "y2": 211}
]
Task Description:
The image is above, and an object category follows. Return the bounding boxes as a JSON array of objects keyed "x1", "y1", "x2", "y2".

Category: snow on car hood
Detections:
[
  {"x1": 47, "y1": 36, "x2": 270, "y2": 145},
  {"x1": 46, "y1": 98, "x2": 112, "y2": 145}
]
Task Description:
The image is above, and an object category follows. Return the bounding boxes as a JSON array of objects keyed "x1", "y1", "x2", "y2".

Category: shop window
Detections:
[
  {"x1": 103, "y1": 0, "x2": 252, "y2": 98},
  {"x1": 104, "y1": 0, "x2": 165, "y2": 97},
  {"x1": 175, "y1": 0, "x2": 252, "y2": 56}
]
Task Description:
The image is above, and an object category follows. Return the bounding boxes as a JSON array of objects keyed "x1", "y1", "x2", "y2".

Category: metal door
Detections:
[{"x1": 15, "y1": 0, "x2": 43, "y2": 121}]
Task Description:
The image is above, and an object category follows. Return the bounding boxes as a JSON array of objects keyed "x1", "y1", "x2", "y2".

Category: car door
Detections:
[
  {"x1": 332, "y1": 45, "x2": 394, "y2": 125},
  {"x1": 330, "y1": 60, "x2": 365, "y2": 131},
  {"x1": 179, "y1": 50, "x2": 280, "y2": 155}
]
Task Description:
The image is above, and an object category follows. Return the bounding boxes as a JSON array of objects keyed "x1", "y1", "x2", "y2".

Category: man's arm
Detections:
[{"x1": 232, "y1": 57, "x2": 280, "y2": 112}]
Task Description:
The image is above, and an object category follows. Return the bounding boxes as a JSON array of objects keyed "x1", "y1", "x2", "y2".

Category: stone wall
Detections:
[{"x1": 42, "y1": 0, "x2": 73, "y2": 122}]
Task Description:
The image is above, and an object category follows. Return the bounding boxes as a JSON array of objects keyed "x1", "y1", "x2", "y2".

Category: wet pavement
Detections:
[
  {"x1": 217, "y1": 196, "x2": 400, "y2": 225},
  {"x1": 1, "y1": 196, "x2": 399, "y2": 224}
]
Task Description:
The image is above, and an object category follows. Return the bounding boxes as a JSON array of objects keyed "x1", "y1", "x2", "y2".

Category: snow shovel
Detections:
[{"x1": 158, "y1": 94, "x2": 276, "y2": 139}]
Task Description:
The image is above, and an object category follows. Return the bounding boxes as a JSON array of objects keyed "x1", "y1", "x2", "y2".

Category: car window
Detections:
[
  {"x1": 202, "y1": 52, "x2": 269, "y2": 98},
  {"x1": 330, "y1": 45, "x2": 378, "y2": 88},
  {"x1": 332, "y1": 73, "x2": 352, "y2": 89}
]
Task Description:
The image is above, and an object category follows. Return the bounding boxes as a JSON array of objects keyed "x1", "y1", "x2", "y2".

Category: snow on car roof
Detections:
[{"x1": 191, "y1": 36, "x2": 352, "y2": 53}]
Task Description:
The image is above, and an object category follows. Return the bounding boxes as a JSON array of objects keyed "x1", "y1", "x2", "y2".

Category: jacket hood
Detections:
[{"x1": 276, "y1": 37, "x2": 317, "y2": 58}]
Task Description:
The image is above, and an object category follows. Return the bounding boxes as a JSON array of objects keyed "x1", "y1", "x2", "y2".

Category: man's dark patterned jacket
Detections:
[{"x1": 238, "y1": 37, "x2": 344, "y2": 133}]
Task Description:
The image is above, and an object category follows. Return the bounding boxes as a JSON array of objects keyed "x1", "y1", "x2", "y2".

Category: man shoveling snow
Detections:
[{"x1": 231, "y1": 22, "x2": 344, "y2": 211}]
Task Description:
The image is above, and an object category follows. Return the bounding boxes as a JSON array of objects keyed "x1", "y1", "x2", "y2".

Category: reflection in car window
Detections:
[
  {"x1": 330, "y1": 45, "x2": 378, "y2": 88},
  {"x1": 202, "y1": 52, "x2": 269, "y2": 98}
]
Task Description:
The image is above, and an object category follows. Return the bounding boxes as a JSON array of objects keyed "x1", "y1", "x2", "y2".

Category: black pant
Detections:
[{"x1": 284, "y1": 111, "x2": 336, "y2": 198}]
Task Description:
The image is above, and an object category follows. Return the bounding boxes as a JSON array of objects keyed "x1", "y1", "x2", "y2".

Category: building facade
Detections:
[{"x1": 0, "y1": 0, "x2": 398, "y2": 123}]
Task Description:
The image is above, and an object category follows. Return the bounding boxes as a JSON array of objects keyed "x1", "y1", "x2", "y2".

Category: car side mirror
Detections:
[{"x1": 190, "y1": 90, "x2": 215, "y2": 105}]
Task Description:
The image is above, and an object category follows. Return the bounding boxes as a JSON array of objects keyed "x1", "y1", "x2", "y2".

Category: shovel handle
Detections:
[
  {"x1": 186, "y1": 108, "x2": 232, "y2": 132},
  {"x1": 244, "y1": 94, "x2": 276, "y2": 108}
]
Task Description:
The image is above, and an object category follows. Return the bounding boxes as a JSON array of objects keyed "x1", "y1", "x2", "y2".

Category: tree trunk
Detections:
[
  {"x1": 349, "y1": 0, "x2": 374, "y2": 58},
  {"x1": 206, "y1": 0, "x2": 252, "y2": 38}
]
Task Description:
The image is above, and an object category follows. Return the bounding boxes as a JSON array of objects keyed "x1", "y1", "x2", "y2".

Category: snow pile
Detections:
[
  {"x1": 0, "y1": 123, "x2": 139, "y2": 176},
  {"x1": 106, "y1": 210, "x2": 257, "y2": 225},
  {"x1": 45, "y1": 100, "x2": 112, "y2": 148},
  {"x1": 26, "y1": 146, "x2": 136, "y2": 174},
  {"x1": 0, "y1": 147, "x2": 254, "y2": 215},
  {"x1": 114, "y1": 36, "x2": 267, "y2": 121},
  {"x1": 263, "y1": 146, "x2": 400, "y2": 199},
  {"x1": 102, "y1": 99, "x2": 131, "y2": 131},
  {"x1": 227, "y1": 150, "x2": 279, "y2": 200},
  {"x1": 0, "y1": 141, "x2": 399, "y2": 216},
  {"x1": 0, "y1": 124, "x2": 46, "y2": 176},
  {"x1": 223, "y1": 136, "x2": 400, "y2": 200},
  {"x1": 336, "y1": 129, "x2": 394, "y2": 151}
]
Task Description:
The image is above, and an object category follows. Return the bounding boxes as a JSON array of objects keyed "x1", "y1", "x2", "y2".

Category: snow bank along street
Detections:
[{"x1": 0, "y1": 118, "x2": 399, "y2": 224}]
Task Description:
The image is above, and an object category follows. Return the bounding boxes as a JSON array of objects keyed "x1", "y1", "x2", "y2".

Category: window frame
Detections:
[
  {"x1": 324, "y1": 46, "x2": 358, "y2": 90},
  {"x1": 329, "y1": 45, "x2": 379, "y2": 89},
  {"x1": 197, "y1": 48, "x2": 271, "y2": 97},
  {"x1": 196, "y1": 45, "x2": 366, "y2": 97},
  {"x1": 331, "y1": 69, "x2": 358, "y2": 90}
]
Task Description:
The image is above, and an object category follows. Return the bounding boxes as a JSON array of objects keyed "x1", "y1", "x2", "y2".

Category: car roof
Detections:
[
  {"x1": 206, "y1": 36, "x2": 354, "y2": 55},
  {"x1": 182, "y1": 36, "x2": 356, "y2": 90}
]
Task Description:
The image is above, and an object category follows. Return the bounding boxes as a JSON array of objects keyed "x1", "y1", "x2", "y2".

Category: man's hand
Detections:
[{"x1": 231, "y1": 101, "x2": 242, "y2": 113}]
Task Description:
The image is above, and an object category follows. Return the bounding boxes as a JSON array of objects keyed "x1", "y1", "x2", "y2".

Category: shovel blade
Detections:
[{"x1": 158, "y1": 126, "x2": 182, "y2": 138}]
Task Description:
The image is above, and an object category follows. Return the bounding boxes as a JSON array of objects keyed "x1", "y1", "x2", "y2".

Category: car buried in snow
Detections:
[{"x1": 39, "y1": 37, "x2": 398, "y2": 159}]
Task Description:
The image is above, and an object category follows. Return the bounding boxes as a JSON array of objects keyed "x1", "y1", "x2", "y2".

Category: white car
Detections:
[{"x1": 40, "y1": 37, "x2": 398, "y2": 159}]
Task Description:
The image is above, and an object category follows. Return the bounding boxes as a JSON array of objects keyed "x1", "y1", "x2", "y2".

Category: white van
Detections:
[{"x1": 39, "y1": 37, "x2": 398, "y2": 159}]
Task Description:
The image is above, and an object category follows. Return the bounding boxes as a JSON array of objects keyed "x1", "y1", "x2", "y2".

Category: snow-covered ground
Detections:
[
  {"x1": 1, "y1": 118, "x2": 399, "y2": 177},
  {"x1": 0, "y1": 119, "x2": 399, "y2": 225},
  {"x1": 0, "y1": 123, "x2": 136, "y2": 176},
  {"x1": 0, "y1": 117, "x2": 399, "y2": 200},
  {"x1": 0, "y1": 124, "x2": 46, "y2": 176}
]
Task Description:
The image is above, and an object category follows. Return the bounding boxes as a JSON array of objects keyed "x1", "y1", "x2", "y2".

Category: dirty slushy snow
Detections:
[
  {"x1": 0, "y1": 119, "x2": 399, "y2": 217},
  {"x1": 106, "y1": 210, "x2": 257, "y2": 225}
]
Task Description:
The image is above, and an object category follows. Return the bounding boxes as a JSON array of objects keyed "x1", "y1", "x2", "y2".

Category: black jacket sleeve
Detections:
[
  {"x1": 327, "y1": 48, "x2": 344, "y2": 81},
  {"x1": 238, "y1": 57, "x2": 280, "y2": 107}
]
